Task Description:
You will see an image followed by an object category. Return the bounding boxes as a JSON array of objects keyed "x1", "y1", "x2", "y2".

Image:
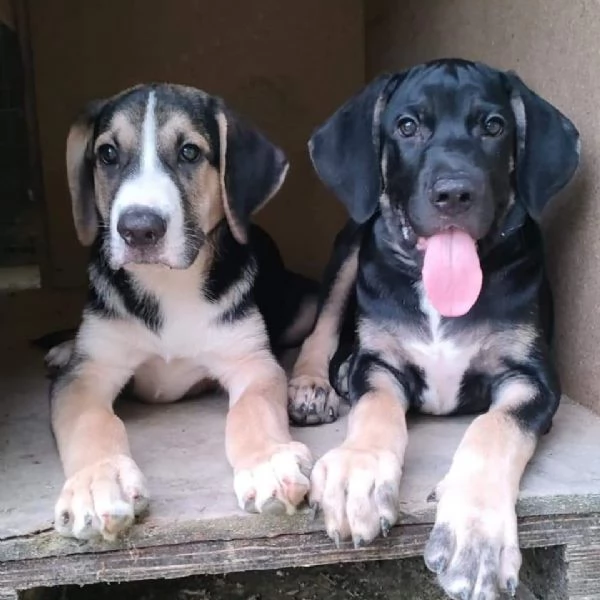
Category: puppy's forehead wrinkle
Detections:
[
  {"x1": 95, "y1": 89, "x2": 147, "y2": 139},
  {"x1": 96, "y1": 112, "x2": 140, "y2": 150},
  {"x1": 392, "y1": 90, "x2": 507, "y2": 124},
  {"x1": 154, "y1": 85, "x2": 216, "y2": 143},
  {"x1": 93, "y1": 96, "x2": 151, "y2": 166},
  {"x1": 95, "y1": 83, "x2": 216, "y2": 146},
  {"x1": 157, "y1": 112, "x2": 211, "y2": 155},
  {"x1": 391, "y1": 63, "x2": 509, "y2": 118},
  {"x1": 157, "y1": 109, "x2": 211, "y2": 142}
]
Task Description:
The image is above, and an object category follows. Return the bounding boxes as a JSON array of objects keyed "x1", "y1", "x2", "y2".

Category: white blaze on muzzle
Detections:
[{"x1": 109, "y1": 91, "x2": 186, "y2": 269}]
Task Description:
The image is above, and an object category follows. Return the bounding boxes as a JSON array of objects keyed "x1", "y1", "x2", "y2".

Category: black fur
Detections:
[
  {"x1": 205, "y1": 222, "x2": 318, "y2": 350},
  {"x1": 222, "y1": 108, "x2": 288, "y2": 238},
  {"x1": 91, "y1": 237, "x2": 163, "y2": 333},
  {"x1": 310, "y1": 59, "x2": 579, "y2": 437}
]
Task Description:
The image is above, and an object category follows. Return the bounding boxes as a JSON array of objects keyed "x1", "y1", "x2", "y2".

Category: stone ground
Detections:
[{"x1": 36, "y1": 559, "x2": 451, "y2": 600}]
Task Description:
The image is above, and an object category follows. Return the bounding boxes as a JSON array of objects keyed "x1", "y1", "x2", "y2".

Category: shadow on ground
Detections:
[{"x1": 44, "y1": 559, "x2": 448, "y2": 600}]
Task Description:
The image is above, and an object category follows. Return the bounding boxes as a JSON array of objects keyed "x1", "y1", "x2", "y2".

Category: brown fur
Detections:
[
  {"x1": 288, "y1": 246, "x2": 359, "y2": 423},
  {"x1": 51, "y1": 84, "x2": 313, "y2": 541},
  {"x1": 310, "y1": 370, "x2": 408, "y2": 544}
]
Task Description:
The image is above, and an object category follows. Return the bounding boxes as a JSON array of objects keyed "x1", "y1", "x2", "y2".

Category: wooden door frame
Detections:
[{"x1": 11, "y1": 0, "x2": 55, "y2": 290}]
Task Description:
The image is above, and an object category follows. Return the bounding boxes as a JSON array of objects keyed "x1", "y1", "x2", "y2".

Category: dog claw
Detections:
[
  {"x1": 332, "y1": 530, "x2": 341, "y2": 549},
  {"x1": 353, "y1": 535, "x2": 365, "y2": 549},
  {"x1": 427, "y1": 489, "x2": 438, "y2": 503},
  {"x1": 506, "y1": 578, "x2": 518, "y2": 597},
  {"x1": 426, "y1": 555, "x2": 448, "y2": 575},
  {"x1": 309, "y1": 502, "x2": 320, "y2": 520},
  {"x1": 380, "y1": 517, "x2": 391, "y2": 537},
  {"x1": 262, "y1": 497, "x2": 286, "y2": 515}
]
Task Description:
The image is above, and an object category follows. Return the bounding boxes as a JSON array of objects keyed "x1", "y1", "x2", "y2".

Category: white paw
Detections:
[
  {"x1": 45, "y1": 340, "x2": 75, "y2": 371},
  {"x1": 288, "y1": 375, "x2": 340, "y2": 425},
  {"x1": 310, "y1": 444, "x2": 402, "y2": 547},
  {"x1": 234, "y1": 441, "x2": 312, "y2": 515},
  {"x1": 54, "y1": 455, "x2": 149, "y2": 541},
  {"x1": 424, "y1": 478, "x2": 521, "y2": 599}
]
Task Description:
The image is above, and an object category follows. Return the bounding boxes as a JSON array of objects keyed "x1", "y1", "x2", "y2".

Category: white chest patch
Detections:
[
  {"x1": 404, "y1": 286, "x2": 480, "y2": 415},
  {"x1": 130, "y1": 261, "x2": 259, "y2": 367},
  {"x1": 81, "y1": 260, "x2": 265, "y2": 404}
]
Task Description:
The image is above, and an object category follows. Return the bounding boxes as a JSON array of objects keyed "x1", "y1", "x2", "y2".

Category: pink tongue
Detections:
[{"x1": 422, "y1": 230, "x2": 482, "y2": 317}]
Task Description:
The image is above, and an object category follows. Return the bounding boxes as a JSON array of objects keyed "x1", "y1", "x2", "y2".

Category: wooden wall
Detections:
[
  {"x1": 26, "y1": 0, "x2": 364, "y2": 286},
  {"x1": 24, "y1": 1, "x2": 600, "y2": 413}
]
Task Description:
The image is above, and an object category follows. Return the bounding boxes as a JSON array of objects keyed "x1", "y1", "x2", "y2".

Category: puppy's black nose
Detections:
[
  {"x1": 117, "y1": 207, "x2": 167, "y2": 247},
  {"x1": 431, "y1": 179, "x2": 475, "y2": 215}
]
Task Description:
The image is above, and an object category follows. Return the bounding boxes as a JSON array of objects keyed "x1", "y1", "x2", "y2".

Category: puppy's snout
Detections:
[
  {"x1": 431, "y1": 178, "x2": 477, "y2": 216},
  {"x1": 117, "y1": 207, "x2": 167, "y2": 248}
]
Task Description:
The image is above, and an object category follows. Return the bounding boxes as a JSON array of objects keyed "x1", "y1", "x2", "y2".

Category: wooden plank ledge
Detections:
[{"x1": 1, "y1": 342, "x2": 600, "y2": 598}]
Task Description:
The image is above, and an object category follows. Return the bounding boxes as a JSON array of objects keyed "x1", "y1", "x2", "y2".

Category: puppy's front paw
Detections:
[
  {"x1": 45, "y1": 340, "x2": 75, "y2": 372},
  {"x1": 234, "y1": 441, "x2": 312, "y2": 515},
  {"x1": 310, "y1": 444, "x2": 402, "y2": 547},
  {"x1": 54, "y1": 455, "x2": 149, "y2": 541},
  {"x1": 288, "y1": 375, "x2": 340, "y2": 425},
  {"x1": 424, "y1": 478, "x2": 521, "y2": 600}
]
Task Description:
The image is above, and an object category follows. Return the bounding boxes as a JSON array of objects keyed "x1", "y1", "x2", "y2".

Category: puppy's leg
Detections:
[
  {"x1": 276, "y1": 283, "x2": 319, "y2": 349},
  {"x1": 425, "y1": 374, "x2": 559, "y2": 600},
  {"x1": 288, "y1": 221, "x2": 361, "y2": 425},
  {"x1": 219, "y1": 345, "x2": 313, "y2": 515},
  {"x1": 52, "y1": 325, "x2": 149, "y2": 540},
  {"x1": 310, "y1": 363, "x2": 408, "y2": 546},
  {"x1": 250, "y1": 224, "x2": 319, "y2": 351}
]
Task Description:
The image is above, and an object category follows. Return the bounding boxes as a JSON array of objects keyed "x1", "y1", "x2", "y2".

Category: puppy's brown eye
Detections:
[
  {"x1": 484, "y1": 116, "x2": 504, "y2": 137},
  {"x1": 179, "y1": 143, "x2": 201, "y2": 163},
  {"x1": 98, "y1": 144, "x2": 118, "y2": 166},
  {"x1": 397, "y1": 117, "x2": 418, "y2": 137}
]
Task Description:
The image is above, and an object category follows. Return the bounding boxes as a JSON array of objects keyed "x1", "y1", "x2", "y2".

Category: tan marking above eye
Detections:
[
  {"x1": 94, "y1": 112, "x2": 141, "y2": 156},
  {"x1": 93, "y1": 132, "x2": 115, "y2": 154},
  {"x1": 158, "y1": 113, "x2": 211, "y2": 155}
]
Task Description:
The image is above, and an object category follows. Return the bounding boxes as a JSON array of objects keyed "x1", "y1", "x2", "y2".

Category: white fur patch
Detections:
[
  {"x1": 404, "y1": 284, "x2": 480, "y2": 414},
  {"x1": 78, "y1": 257, "x2": 269, "y2": 404},
  {"x1": 109, "y1": 91, "x2": 186, "y2": 269}
]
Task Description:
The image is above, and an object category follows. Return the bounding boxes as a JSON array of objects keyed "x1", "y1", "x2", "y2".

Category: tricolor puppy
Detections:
[
  {"x1": 47, "y1": 84, "x2": 318, "y2": 540},
  {"x1": 289, "y1": 59, "x2": 579, "y2": 599}
]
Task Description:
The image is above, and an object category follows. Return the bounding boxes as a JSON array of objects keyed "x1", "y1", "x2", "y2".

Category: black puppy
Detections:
[{"x1": 289, "y1": 59, "x2": 579, "y2": 600}]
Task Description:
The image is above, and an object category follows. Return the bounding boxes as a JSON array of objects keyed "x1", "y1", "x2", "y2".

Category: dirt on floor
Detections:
[{"x1": 45, "y1": 559, "x2": 448, "y2": 600}]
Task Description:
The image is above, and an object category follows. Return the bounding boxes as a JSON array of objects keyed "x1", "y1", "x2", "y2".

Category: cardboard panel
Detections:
[
  {"x1": 366, "y1": 0, "x2": 600, "y2": 411},
  {"x1": 27, "y1": 0, "x2": 363, "y2": 286}
]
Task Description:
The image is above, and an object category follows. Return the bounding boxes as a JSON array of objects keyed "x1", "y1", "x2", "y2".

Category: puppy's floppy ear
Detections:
[
  {"x1": 507, "y1": 72, "x2": 580, "y2": 221},
  {"x1": 308, "y1": 73, "x2": 404, "y2": 224},
  {"x1": 215, "y1": 103, "x2": 289, "y2": 244},
  {"x1": 65, "y1": 99, "x2": 106, "y2": 246}
]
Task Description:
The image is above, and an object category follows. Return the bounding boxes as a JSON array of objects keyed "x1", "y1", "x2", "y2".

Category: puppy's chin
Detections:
[
  {"x1": 109, "y1": 249, "x2": 195, "y2": 271},
  {"x1": 107, "y1": 232, "x2": 204, "y2": 271}
]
